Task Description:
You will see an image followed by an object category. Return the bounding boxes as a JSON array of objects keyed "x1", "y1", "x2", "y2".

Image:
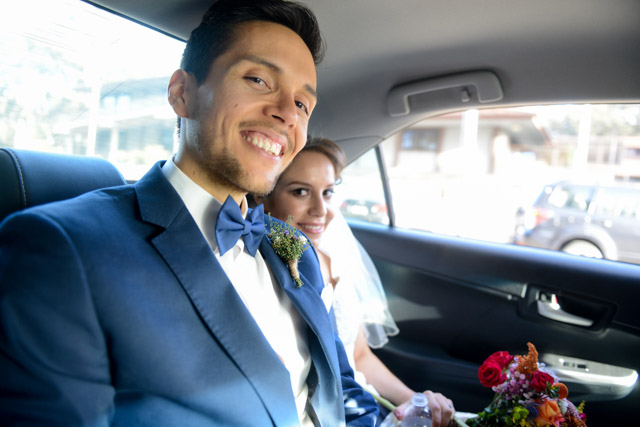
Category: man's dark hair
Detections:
[{"x1": 181, "y1": 0, "x2": 325, "y2": 85}]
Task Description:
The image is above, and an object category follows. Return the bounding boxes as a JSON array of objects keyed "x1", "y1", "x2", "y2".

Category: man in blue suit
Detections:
[{"x1": 0, "y1": 0, "x2": 378, "y2": 425}]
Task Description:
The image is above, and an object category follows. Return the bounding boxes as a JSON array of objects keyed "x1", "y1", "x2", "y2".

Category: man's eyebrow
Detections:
[
  {"x1": 303, "y1": 84, "x2": 317, "y2": 100},
  {"x1": 244, "y1": 54, "x2": 281, "y2": 72},
  {"x1": 243, "y1": 55, "x2": 317, "y2": 100}
]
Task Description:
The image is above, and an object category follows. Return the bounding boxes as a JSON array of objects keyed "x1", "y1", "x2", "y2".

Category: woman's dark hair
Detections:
[
  {"x1": 181, "y1": 0, "x2": 325, "y2": 85},
  {"x1": 301, "y1": 137, "x2": 346, "y2": 180}
]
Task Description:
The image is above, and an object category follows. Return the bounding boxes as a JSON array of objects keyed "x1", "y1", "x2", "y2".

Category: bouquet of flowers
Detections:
[{"x1": 465, "y1": 342, "x2": 587, "y2": 427}]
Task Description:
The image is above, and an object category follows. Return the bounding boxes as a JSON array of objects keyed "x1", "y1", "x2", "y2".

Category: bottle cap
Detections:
[{"x1": 411, "y1": 393, "x2": 428, "y2": 407}]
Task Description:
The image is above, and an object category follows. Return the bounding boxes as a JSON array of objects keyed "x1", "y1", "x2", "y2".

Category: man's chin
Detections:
[
  {"x1": 201, "y1": 154, "x2": 278, "y2": 197},
  {"x1": 241, "y1": 167, "x2": 281, "y2": 196},
  {"x1": 246, "y1": 180, "x2": 276, "y2": 197}
]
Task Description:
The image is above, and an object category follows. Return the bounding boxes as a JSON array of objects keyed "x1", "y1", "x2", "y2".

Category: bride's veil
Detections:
[{"x1": 320, "y1": 209, "x2": 399, "y2": 348}]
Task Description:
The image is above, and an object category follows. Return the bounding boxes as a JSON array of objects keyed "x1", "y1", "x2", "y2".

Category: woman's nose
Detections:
[{"x1": 309, "y1": 194, "x2": 327, "y2": 216}]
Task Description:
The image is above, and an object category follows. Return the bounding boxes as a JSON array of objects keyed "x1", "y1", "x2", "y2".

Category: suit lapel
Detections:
[
  {"x1": 134, "y1": 163, "x2": 299, "y2": 425},
  {"x1": 259, "y1": 236, "x2": 344, "y2": 425},
  {"x1": 259, "y1": 239, "x2": 339, "y2": 371}
]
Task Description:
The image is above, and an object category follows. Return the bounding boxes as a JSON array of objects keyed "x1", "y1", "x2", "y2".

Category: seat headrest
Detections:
[{"x1": 0, "y1": 148, "x2": 127, "y2": 222}]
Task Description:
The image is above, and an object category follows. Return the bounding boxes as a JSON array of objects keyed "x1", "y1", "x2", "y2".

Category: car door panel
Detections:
[{"x1": 349, "y1": 220, "x2": 640, "y2": 423}]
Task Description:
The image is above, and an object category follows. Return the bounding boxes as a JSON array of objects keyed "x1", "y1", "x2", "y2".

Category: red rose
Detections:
[
  {"x1": 478, "y1": 361, "x2": 505, "y2": 388},
  {"x1": 486, "y1": 351, "x2": 513, "y2": 368},
  {"x1": 531, "y1": 371, "x2": 554, "y2": 392}
]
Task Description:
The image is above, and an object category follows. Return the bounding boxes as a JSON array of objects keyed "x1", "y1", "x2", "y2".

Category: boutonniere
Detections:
[{"x1": 266, "y1": 215, "x2": 311, "y2": 287}]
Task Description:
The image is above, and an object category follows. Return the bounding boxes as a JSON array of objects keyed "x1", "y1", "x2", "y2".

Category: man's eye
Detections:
[
  {"x1": 295, "y1": 101, "x2": 309, "y2": 114},
  {"x1": 245, "y1": 76, "x2": 266, "y2": 86}
]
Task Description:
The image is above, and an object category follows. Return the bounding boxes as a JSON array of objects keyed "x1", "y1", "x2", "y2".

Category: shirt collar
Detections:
[{"x1": 162, "y1": 156, "x2": 248, "y2": 252}]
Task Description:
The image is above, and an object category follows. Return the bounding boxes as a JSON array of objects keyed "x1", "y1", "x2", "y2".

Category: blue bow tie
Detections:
[{"x1": 215, "y1": 195, "x2": 265, "y2": 257}]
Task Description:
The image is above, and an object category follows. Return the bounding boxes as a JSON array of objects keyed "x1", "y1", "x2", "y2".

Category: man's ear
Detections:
[{"x1": 168, "y1": 69, "x2": 192, "y2": 118}]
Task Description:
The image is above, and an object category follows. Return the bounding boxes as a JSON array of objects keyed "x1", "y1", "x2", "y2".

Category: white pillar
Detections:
[
  {"x1": 461, "y1": 109, "x2": 479, "y2": 172},
  {"x1": 574, "y1": 104, "x2": 591, "y2": 171}
]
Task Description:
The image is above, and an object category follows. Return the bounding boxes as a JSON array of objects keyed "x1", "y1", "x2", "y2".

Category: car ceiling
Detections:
[{"x1": 85, "y1": 0, "x2": 640, "y2": 160}]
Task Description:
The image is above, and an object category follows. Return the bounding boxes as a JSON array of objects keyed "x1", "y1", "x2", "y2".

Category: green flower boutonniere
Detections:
[{"x1": 267, "y1": 215, "x2": 311, "y2": 287}]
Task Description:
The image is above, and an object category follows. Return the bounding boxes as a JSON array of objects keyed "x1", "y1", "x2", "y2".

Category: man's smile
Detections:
[{"x1": 241, "y1": 131, "x2": 283, "y2": 156}]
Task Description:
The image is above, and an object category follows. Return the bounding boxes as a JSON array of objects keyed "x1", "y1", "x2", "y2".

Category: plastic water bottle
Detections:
[{"x1": 401, "y1": 393, "x2": 433, "y2": 427}]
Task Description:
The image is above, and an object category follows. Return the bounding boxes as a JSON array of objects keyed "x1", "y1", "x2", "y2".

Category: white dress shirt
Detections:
[{"x1": 162, "y1": 158, "x2": 313, "y2": 426}]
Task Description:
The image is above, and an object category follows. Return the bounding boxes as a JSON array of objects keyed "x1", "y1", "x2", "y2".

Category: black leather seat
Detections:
[{"x1": 0, "y1": 148, "x2": 127, "y2": 222}]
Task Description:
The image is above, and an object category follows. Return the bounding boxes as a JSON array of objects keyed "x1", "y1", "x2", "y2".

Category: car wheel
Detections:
[{"x1": 561, "y1": 240, "x2": 604, "y2": 259}]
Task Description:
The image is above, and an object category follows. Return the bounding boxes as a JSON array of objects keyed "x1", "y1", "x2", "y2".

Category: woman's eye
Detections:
[
  {"x1": 292, "y1": 188, "x2": 309, "y2": 196},
  {"x1": 324, "y1": 188, "x2": 335, "y2": 198},
  {"x1": 295, "y1": 100, "x2": 309, "y2": 114}
]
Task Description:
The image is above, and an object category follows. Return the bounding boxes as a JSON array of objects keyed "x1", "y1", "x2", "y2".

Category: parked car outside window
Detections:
[{"x1": 515, "y1": 181, "x2": 640, "y2": 264}]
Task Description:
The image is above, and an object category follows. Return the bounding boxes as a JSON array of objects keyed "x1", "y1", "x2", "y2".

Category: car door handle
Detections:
[{"x1": 536, "y1": 292, "x2": 594, "y2": 327}]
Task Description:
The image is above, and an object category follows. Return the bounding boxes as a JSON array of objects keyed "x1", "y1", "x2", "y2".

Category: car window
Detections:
[
  {"x1": 594, "y1": 187, "x2": 640, "y2": 220},
  {"x1": 340, "y1": 104, "x2": 640, "y2": 265},
  {"x1": 547, "y1": 184, "x2": 594, "y2": 212},
  {"x1": 337, "y1": 148, "x2": 389, "y2": 225},
  {"x1": 0, "y1": 0, "x2": 185, "y2": 181}
]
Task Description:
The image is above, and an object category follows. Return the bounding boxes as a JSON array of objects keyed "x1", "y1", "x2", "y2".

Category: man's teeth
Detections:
[{"x1": 244, "y1": 134, "x2": 282, "y2": 155}]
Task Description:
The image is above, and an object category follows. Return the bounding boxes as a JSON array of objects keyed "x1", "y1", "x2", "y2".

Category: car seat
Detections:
[{"x1": 0, "y1": 148, "x2": 127, "y2": 223}]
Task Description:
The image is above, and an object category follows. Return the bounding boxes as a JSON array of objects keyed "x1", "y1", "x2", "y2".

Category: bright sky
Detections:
[{"x1": 0, "y1": 0, "x2": 185, "y2": 81}]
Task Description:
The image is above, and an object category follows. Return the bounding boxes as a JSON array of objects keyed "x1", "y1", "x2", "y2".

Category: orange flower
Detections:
[
  {"x1": 534, "y1": 399, "x2": 565, "y2": 427},
  {"x1": 516, "y1": 342, "x2": 539, "y2": 376},
  {"x1": 554, "y1": 382, "x2": 568, "y2": 399}
]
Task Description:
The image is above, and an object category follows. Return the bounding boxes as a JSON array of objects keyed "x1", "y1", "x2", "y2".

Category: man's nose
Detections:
[{"x1": 265, "y1": 93, "x2": 298, "y2": 129}]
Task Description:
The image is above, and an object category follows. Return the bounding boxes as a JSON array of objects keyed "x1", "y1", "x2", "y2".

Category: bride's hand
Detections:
[{"x1": 393, "y1": 390, "x2": 455, "y2": 427}]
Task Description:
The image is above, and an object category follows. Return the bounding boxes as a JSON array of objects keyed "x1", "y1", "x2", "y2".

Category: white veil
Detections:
[{"x1": 320, "y1": 210, "x2": 399, "y2": 348}]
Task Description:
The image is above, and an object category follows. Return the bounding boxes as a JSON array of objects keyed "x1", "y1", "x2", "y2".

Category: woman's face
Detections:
[{"x1": 262, "y1": 150, "x2": 336, "y2": 247}]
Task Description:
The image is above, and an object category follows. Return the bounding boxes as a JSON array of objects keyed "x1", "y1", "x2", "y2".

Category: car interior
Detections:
[
  {"x1": 0, "y1": 148, "x2": 126, "y2": 222},
  {"x1": 2, "y1": 0, "x2": 640, "y2": 424}
]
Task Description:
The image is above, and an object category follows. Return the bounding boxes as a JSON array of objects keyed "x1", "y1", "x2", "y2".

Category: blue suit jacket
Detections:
[{"x1": 0, "y1": 162, "x2": 378, "y2": 426}]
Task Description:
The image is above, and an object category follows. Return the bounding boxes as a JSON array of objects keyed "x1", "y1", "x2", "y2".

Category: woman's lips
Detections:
[{"x1": 298, "y1": 223, "x2": 324, "y2": 234}]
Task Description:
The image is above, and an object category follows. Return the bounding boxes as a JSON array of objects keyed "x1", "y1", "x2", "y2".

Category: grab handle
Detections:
[{"x1": 536, "y1": 292, "x2": 594, "y2": 327}]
